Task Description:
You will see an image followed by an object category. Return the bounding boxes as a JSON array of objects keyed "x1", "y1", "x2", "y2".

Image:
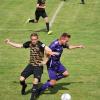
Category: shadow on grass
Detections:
[
  {"x1": 33, "y1": 28, "x2": 47, "y2": 33},
  {"x1": 44, "y1": 81, "x2": 84, "y2": 94},
  {"x1": 13, "y1": 81, "x2": 43, "y2": 95},
  {"x1": 13, "y1": 81, "x2": 84, "y2": 95}
]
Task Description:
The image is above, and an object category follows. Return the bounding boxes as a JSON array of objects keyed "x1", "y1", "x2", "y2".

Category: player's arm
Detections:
[
  {"x1": 68, "y1": 45, "x2": 85, "y2": 49},
  {"x1": 42, "y1": 46, "x2": 58, "y2": 65},
  {"x1": 5, "y1": 39, "x2": 23, "y2": 48},
  {"x1": 44, "y1": 46, "x2": 58, "y2": 56},
  {"x1": 36, "y1": 4, "x2": 46, "y2": 9}
]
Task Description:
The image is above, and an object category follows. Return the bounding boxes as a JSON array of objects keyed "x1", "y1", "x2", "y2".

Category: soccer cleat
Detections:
[
  {"x1": 25, "y1": 18, "x2": 31, "y2": 23},
  {"x1": 30, "y1": 89, "x2": 37, "y2": 100},
  {"x1": 21, "y1": 84, "x2": 27, "y2": 95},
  {"x1": 30, "y1": 93, "x2": 36, "y2": 100},
  {"x1": 47, "y1": 30, "x2": 52, "y2": 35},
  {"x1": 35, "y1": 89, "x2": 41, "y2": 98}
]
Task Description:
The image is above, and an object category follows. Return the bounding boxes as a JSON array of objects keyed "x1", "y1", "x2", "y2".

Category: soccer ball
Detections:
[{"x1": 61, "y1": 93, "x2": 71, "y2": 100}]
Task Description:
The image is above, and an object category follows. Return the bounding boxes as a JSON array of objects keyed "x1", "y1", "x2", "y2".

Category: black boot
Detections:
[{"x1": 20, "y1": 81, "x2": 27, "y2": 95}]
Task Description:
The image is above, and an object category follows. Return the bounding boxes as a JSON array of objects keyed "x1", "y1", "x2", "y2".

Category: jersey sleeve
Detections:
[
  {"x1": 23, "y1": 41, "x2": 31, "y2": 48},
  {"x1": 63, "y1": 43, "x2": 69, "y2": 49}
]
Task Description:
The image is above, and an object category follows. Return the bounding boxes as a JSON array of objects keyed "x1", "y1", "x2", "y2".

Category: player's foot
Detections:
[
  {"x1": 47, "y1": 30, "x2": 52, "y2": 35},
  {"x1": 30, "y1": 90, "x2": 37, "y2": 100},
  {"x1": 25, "y1": 18, "x2": 31, "y2": 23},
  {"x1": 21, "y1": 84, "x2": 27, "y2": 95},
  {"x1": 30, "y1": 93, "x2": 36, "y2": 100}
]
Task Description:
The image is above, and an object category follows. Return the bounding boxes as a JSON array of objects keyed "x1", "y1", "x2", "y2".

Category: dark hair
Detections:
[
  {"x1": 30, "y1": 33, "x2": 38, "y2": 38},
  {"x1": 60, "y1": 33, "x2": 71, "y2": 38}
]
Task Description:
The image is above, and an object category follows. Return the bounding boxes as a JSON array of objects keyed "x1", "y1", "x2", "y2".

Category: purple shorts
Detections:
[{"x1": 47, "y1": 60, "x2": 67, "y2": 80}]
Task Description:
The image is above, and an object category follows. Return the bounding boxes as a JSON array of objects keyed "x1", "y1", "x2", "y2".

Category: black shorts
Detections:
[
  {"x1": 21, "y1": 64, "x2": 43, "y2": 79},
  {"x1": 35, "y1": 9, "x2": 48, "y2": 21}
]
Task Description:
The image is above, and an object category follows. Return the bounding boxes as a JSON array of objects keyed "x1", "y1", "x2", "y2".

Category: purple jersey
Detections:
[{"x1": 49, "y1": 39, "x2": 69, "y2": 61}]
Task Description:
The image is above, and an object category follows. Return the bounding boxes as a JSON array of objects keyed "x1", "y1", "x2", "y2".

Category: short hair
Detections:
[
  {"x1": 30, "y1": 33, "x2": 38, "y2": 39},
  {"x1": 60, "y1": 33, "x2": 71, "y2": 38}
]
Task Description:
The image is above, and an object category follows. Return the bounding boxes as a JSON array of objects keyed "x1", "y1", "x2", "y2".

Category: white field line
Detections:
[{"x1": 50, "y1": 1, "x2": 64, "y2": 27}]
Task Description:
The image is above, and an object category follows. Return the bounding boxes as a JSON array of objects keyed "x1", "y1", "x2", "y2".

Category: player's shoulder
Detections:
[
  {"x1": 38, "y1": 41, "x2": 44, "y2": 44},
  {"x1": 52, "y1": 39, "x2": 59, "y2": 45},
  {"x1": 49, "y1": 39, "x2": 59, "y2": 47},
  {"x1": 37, "y1": 41, "x2": 45, "y2": 48}
]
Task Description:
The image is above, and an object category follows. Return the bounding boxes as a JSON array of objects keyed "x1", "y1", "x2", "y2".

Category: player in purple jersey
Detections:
[{"x1": 31, "y1": 33, "x2": 84, "y2": 98}]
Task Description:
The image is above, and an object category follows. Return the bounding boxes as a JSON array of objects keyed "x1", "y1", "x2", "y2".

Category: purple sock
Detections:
[
  {"x1": 39, "y1": 82, "x2": 52, "y2": 92},
  {"x1": 56, "y1": 74, "x2": 65, "y2": 80}
]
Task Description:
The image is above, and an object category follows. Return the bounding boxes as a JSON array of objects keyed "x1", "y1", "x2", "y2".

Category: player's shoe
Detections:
[
  {"x1": 47, "y1": 30, "x2": 52, "y2": 35},
  {"x1": 21, "y1": 84, "x2": 27, "y2": 95},
  {"x1": 35, "y1": 89, "x2": 41, "y2": 98},
  {"x1": 30, "y1": 89, "x2": 37, "y2": 100},
  {"x1": 25, "y1": 18, "x2": 31, "y2": 23}
]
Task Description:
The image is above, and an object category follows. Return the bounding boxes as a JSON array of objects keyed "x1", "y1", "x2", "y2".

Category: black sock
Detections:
[
  {"x1": 46, "y1": 23, "x2": 49, "y2": 32},
  {"x1": 32, "y1": 84, "x2": 38, "y2": 93},
  {"x1": 29, "y1": 19, "x2": 35, "y2": 23},
  {"x1": 20, "y1": 81, "x2": 26, "y2": 86}
]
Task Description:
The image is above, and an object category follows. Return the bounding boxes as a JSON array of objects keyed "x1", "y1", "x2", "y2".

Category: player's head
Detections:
[
  {"x1": 30, "y1": 33, "x2": 38, "y2": 44},
  {"x1": 59, "y1": 33, "x2": 71, "y2": 45}
]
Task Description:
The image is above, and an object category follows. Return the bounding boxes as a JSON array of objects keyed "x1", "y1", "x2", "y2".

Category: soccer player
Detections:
[
  {"x1": 27, "y1": 0, "x2": 52, "y2": 35},
  {"x1": 5, "y1": 33, "x2": 58, "y2": 98},
  {"x1": 35, "y1": 33, "x2": 84, "y2": 97}
]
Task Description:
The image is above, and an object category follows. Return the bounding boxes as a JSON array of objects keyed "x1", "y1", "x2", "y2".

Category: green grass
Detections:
[{"x1": 0, "y1": 0, "x2": 100, "y2": 100}]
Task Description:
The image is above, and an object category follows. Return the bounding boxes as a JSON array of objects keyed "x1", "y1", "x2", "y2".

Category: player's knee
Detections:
[
  {"x1": 63, "y1": 71, "x2": 69, "y2": 77},
  {"x1": 50, "y1": 80, "x2": 57, "y2": 86},
  {"x1": 33, "y1": 78, "x2": 39, "y2": 84},
  {"x1": 20, "y1": 76, "x2": 25, "y2": 81}
]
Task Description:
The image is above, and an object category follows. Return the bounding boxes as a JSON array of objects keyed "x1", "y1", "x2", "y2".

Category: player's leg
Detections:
[
  {"x1": 34, "y1": 10, "x2": 40, "y2": 23},
  {"x1": 27, "y1": 10, "x2": 40, "y2": 23},
  {"x1": 37, "y1": 69, "x2": 57, "y2": 95},
  {"x1": 44, "y1": 17, "x2": 49, "y2": 31},
  {"x1": 20, "y1": 76, "x2": 27, "y2": 95},
  {"x1": 30, "y1": 66, "x2": 43, "y2": 100},
  {"x1": 56, "y1": 63, "x2": 69, "y2": 81},
  {"x1": 81, "y1": 0, "x2": 85, "y2": 4},
  {"x1": 42, "y1": 11, "x2": 52, "y2": 34},
  {"x1": 20, "y1": 64, "x2": 33, "y2": 95}
]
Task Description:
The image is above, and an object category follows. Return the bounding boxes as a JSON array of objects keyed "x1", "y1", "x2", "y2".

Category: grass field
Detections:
[{"x1": 0, "y1": 0, "x2": 100, "y2": 100}]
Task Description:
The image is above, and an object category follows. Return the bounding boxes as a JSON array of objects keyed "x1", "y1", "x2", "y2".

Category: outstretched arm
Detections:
[
  {"x1": 69, "y1": 45, "x2": 85, "y2": 49},
  {"x1": 5, "y1": 39, "x2": 23, "y2": 48}
]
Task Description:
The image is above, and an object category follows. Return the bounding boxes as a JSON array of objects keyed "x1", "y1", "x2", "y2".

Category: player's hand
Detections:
[{"x1": 5, "y1": 39, "x2": 10, "y2": 44}]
